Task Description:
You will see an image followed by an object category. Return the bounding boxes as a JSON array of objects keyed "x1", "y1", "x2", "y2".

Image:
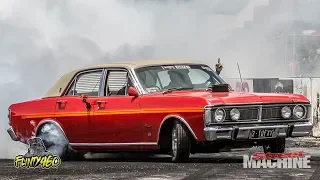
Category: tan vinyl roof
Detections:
[{"x1": 44, "y1": 59, "x2": 208, "y2": 97}]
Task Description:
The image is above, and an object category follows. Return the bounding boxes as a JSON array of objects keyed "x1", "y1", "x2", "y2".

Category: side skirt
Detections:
[
  {"x1": 69, "y1": 142, "x2": 160, "y2": 152},
  {"x1": 70, "y1": 142, "x2": 158, "y2": 146}
]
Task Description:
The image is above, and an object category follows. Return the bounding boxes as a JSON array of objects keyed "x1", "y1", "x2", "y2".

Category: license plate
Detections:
[{"x1": 250, "y1": 129, "x2": 275, "y2": 139}]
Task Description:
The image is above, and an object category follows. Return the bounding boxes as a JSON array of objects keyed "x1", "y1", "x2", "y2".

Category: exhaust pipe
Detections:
[{"x1": 7, "y1": 126, "x2": 18, "y2": 141}]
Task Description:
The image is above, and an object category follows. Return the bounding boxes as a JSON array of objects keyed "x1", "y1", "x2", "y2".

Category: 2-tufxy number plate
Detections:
[{"x1": 250, "y1": 129, "x2": 275, "y2": 139}]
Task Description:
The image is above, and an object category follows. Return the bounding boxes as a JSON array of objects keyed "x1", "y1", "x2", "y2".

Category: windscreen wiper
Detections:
[{"x1": 163, "y1": 87, "x2": 194, "y2": 94}]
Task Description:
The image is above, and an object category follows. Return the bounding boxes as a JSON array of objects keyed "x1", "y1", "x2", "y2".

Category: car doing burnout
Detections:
[{"x1": 7, "y1": 60, "x2": 313, "y2": 162}]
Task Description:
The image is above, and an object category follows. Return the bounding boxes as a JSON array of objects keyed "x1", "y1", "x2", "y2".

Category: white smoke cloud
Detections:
[
  {"x1": 0, "y1": 0, "x2": 154, "y2": 159},
  {"x1": 0, "y1": 0, "x2": 318, "y2": 159}
]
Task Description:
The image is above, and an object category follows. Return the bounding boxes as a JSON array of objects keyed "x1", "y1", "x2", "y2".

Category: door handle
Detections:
[
  {"x1": 57, "y1": 100, "x2": 67, "y2": 104},
  {"x1": 56, "y1": 100, "x2": 67, "y2": 109},
  {"x1": 96, "y1": 100, "x2": 107, "y2": 104},
  {"x1": 96, "y1": 100, "x2": 107, "y2": 110}
]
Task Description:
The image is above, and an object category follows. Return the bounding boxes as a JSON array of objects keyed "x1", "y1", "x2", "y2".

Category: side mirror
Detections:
[{"x1": 128, "y1": 87, "x2": 139, "y2": 97}]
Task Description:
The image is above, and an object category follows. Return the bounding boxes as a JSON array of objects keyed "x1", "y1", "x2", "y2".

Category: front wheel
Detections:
[
  {"x1": 171, "y1": 121, "x2": 191, "y2": 162},
  {"x1": 263, "y1": 138, "x2": 286, "y2": 153}
]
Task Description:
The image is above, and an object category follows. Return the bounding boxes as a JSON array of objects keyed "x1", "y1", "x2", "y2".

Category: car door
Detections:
[
  {"x1": 91, "y1": 68, "x2": 143, "y2": 144},
  {"x1": 55, "y1": 69, "x2": 104, "y2": 144}
]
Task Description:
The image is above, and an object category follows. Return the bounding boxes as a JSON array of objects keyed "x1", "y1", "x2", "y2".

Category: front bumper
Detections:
[
  {"x1": 7, "y1": 126, "x2": 18, "y2": 141},
  {"x1": 204, "y1": 121, "x2": 313, "y2": 141}
]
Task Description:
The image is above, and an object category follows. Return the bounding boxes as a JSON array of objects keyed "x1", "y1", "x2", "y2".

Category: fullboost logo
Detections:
[{"x1": 14, "y1": 137, "x2": 61, "y2": 169}]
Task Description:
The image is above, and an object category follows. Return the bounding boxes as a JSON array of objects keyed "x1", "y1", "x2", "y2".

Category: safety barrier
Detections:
[{"x1": 226, "y1": 77, "x2": 320, "y2": 137}]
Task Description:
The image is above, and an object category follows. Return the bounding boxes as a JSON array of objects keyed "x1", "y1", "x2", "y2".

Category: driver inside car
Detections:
[{"x1": 164, "y1": 70, "x2": 191, "y2": 89}]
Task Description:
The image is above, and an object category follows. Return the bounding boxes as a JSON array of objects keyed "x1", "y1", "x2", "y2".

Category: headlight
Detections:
[
  {"x1": 293, "y1": 105, "x2": 305, "y2": 119},
  {"x1": 204, "y1": 108, "x2": 212, "y2": 124},
  {"x1": 281, "y1": 106, "x2": 291, "y2": 119},
  {"x1": 230, "y1": 108, "x2": 240, "y2": 121},
  {"x1": 214, "y1": 108, "x2": 225, "y2": 123}
]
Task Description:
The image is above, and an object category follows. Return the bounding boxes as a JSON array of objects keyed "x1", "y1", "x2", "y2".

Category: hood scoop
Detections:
[{"x1": 210, "y1": 84, "x2": 229, "y2": 92}]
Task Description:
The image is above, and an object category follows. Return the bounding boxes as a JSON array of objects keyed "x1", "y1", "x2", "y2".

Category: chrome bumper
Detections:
[
  {"x1": 7, "y1": 126, "x2": 18, "y2": 141},
  {"x1": 204, "y1": 122, "x2": 313, "y2": 141}
]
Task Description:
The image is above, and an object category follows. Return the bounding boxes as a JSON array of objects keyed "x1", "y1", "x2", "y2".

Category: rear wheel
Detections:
[
  {"x1": 263, "y1": 138, "x2": 286, "y2": 153},
  {"x1": 37, "y1": 123, "x2": 85, "y2": 161},
  {"x1": 171, "y1": 121, "x2": 191, "y2": 162}
]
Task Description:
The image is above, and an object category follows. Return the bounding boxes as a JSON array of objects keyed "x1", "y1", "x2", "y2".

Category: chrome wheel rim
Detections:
[{"x1": 172, "y1": 127, "x2": 177, "y2": 156}]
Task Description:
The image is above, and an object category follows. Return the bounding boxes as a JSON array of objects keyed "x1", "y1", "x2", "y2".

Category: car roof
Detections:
[
  {"x1": 44, "y1": 59, "x2": 209, "y2": 97},
  {"x1": 80, "y1": 59, "x2": 207, "y2": 69}
]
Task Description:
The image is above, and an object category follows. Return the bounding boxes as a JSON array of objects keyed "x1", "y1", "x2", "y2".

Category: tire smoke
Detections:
[
  {"x1": 37, "y1": 123, "x2": 68, "y2": 157},
  {"x1": 0, "y1": 0, "x2": 153, "y2": 159}
]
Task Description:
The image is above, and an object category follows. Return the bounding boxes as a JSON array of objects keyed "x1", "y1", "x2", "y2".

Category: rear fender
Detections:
[{"x1": 35, "y1": 119, "x2": 70, "y2": 144}]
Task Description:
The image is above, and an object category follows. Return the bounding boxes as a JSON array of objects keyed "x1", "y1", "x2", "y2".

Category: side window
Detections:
[
  {"x1": 66, "y1": 70, "x2": 103, "y2": 96},
  {"x1": 106, "y1": 70, "x2": 129, "y2": 96}
]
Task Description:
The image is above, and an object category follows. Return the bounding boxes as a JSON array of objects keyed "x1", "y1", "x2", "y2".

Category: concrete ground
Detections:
[{"x1": 0, "y1": 137, "x2": 319, "y2": 180}]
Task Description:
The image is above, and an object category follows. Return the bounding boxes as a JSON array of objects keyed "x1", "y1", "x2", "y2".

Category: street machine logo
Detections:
[
  {"x1": 14, "y1": 137, "x2": 61, "y2": 169},
  {"x1": 243, "y1": 151, "x2": 311, "y2": 169}
]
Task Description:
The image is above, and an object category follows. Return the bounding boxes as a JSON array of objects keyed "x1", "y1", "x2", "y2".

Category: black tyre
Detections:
[
  {"x1": 263, "y1": 138, "x2": 286, "y2": 153},
  {"x1": 171, "y1": 121, "x2": 191, "y2": 162},
  {"x1": 37, "y1": 123, "x2": 84, "y2": 161}
]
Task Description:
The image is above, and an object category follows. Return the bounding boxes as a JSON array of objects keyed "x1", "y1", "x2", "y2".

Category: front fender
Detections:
[{"x1": 157, "y1": 113, "x2": 204, "y2": 143}]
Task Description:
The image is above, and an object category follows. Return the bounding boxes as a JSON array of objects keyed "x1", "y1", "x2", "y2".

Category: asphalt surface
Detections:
[{"x1": 1, "y1": 145, "x2": 320, "y2": 180}]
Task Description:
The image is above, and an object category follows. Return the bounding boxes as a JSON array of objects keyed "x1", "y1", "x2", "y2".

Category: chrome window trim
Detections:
[
  {"x1": 62, "y1": 66, "x2": 146, "y2": 97},
  {"x1": 63, "y1": 68, "x2": 105, "y2": 96},
  {"x1": 99, "y1": 69, "x2": 107, "y2": 96},
  {"x1": 130, "y1": 67, "x2": 147, "y2": 95},
  {"x1": 104, "y1": 68, "x2": 129, "y2": 96},
  {"x1": 104, "y1": 67, "x2": 144, "y2": 96},
  {"x1": 64, "y1": 79, "x2": 76, "y2": 96}
]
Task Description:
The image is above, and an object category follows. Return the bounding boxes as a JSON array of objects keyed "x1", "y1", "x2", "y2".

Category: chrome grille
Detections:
[
  {"x1": 211, "y1": 103, "x2": 311, "y2": 123},
  {"x1": 261, "y1": 105, "x2": 298, "y2": 120},
  {"x1": 225, "y1": 108, "x2": 259, "y2": 121},
  {"x1": 261, "y1": 107, "x2": 282, "y2": 120}
]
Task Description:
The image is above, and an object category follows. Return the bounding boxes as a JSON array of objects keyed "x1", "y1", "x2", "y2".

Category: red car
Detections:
[{"x1": 7, "y1": 60, "x2": 313, "y2": 162}]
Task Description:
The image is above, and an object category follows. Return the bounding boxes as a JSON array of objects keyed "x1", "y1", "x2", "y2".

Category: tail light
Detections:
[{"x1": 8, "y1": 108, "x2": 11, "y2": 125}]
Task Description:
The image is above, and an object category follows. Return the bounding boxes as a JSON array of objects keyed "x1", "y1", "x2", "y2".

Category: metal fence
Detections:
[{"x1": 226, "y1": 77, "x2": 320, "y2": 137}]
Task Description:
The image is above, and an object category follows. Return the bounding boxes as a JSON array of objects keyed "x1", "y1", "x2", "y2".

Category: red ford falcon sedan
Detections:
[{"x1": 7, "y1": 60, "x2": 313, "y2": 162}]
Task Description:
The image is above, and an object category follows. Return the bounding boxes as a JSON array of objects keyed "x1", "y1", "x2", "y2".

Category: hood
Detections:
[{"x1": 162, "y1": 90, "x2": 309, "y2": 105}]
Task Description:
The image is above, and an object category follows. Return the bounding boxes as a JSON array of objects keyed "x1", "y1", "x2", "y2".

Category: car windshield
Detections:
[{"x1": 135, "y1": 64, "x2": 227, "y2": 93}]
